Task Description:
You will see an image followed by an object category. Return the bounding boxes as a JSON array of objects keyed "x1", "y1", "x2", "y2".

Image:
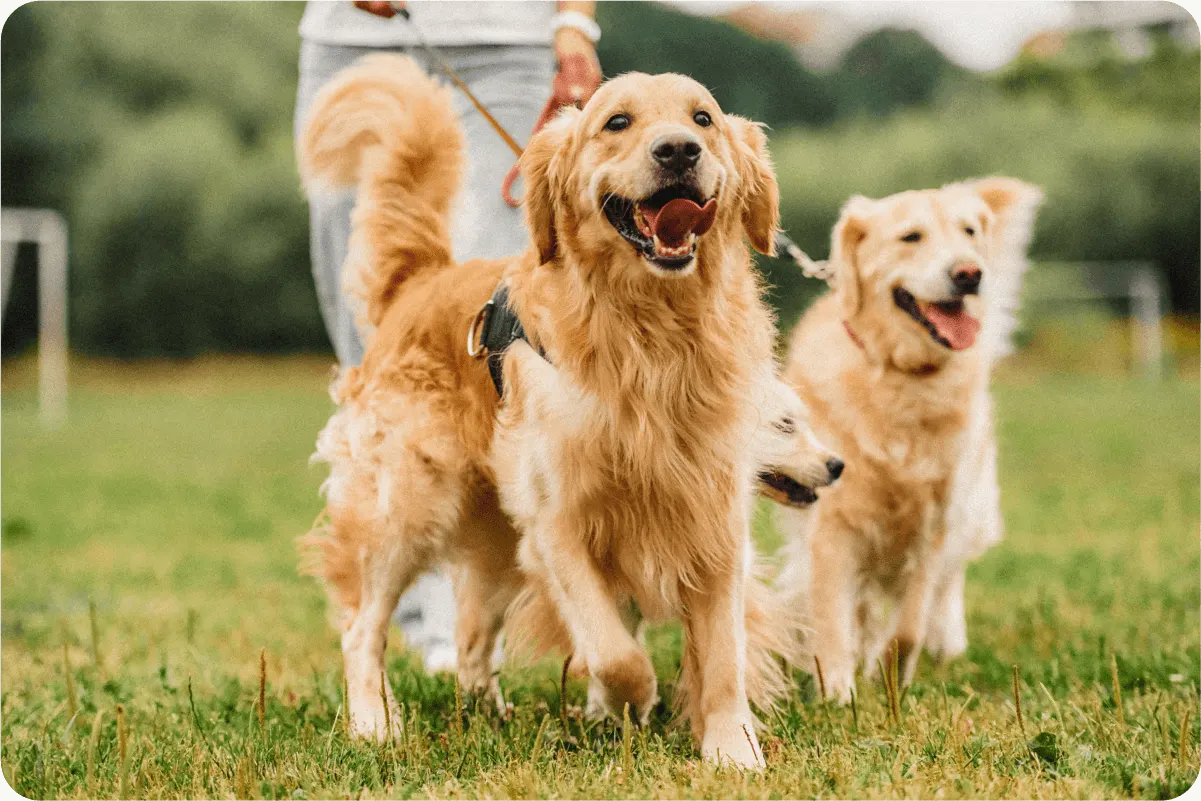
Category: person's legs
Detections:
[
  {"x1": 296, "y1": 40, "x2": 368, "y2": 367},
  {"x1": 434, "y1": 45, "x2": 555, "y2": 261}
]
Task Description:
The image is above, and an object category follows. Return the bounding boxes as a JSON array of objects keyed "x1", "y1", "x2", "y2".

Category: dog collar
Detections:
[
  {"x1": 467, "y1": 281, "x2": 547, "y2": 395},
  {"x1": 842, "y1": 320, "x2": 866, "y2": 351},
  {"x1": 843, "y1": 318, "x2": 941, "y2": 376}
]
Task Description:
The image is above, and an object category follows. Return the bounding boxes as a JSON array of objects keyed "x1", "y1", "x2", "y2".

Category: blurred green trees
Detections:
[
  {"x1": 2, "y1": 2, "x2": 1197, "y2": 356},
  {"x1": 2, "y1": 2, "x2": 321, "y2": 355}
]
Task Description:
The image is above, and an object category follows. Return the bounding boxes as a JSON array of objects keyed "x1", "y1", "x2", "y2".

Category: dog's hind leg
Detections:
[
  {"x1": 332, "y1": 425, "x2": 467, "y2": 741},
  {"x1": 340, "y1": 526, "x2": 435, "y2": 741},
  {"x1": 452, "y1": 565, "x2": 519, "y2": 711},
  {"x1": 451, "y1": 491, "x2": 522, "y2": 710}
]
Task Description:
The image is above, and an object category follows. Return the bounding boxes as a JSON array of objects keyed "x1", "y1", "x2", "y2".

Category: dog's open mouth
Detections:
[
  {"x1": 603, "y1": 184, "x2": 717, "y2": 270},
  {"x1": 893, "y1": 287, "x2": 980, "y2": 351},
  {"x1": 757, "y1": 470, "x2": 819, "y2": 508}
]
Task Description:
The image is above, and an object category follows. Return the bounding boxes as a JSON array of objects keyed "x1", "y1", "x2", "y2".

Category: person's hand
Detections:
[
  {"x1": 353, "y1": 1, "x2": 401, "y2": 18},
  {"x1": 551, "y1": 27, "x2": 602, "y2": 108},
  {"x1": 503, "y1": 22, "x2": 604, "y2": 208}
]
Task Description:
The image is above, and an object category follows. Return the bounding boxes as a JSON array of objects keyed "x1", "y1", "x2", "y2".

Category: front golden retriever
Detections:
[
  {"x1": 776, "y1": 179, "x2": 1042, "y2": 703},
  {"x1": 298, "y1": 54, "x2": 801, "y2": 768}
]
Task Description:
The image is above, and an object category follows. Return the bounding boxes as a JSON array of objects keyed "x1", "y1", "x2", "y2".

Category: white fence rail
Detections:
[{"x1": 1025, "y1": 261, "x2": 1168, "y2": 381}]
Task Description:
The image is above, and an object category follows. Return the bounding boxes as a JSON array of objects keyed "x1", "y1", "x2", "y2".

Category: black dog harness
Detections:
[{"x1": 466, "y1": 281, "x2": 545, "y2": 395}]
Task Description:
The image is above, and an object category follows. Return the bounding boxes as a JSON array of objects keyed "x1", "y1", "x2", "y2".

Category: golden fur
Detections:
[
  {"x1": 775, "y1": 179, "x2": 1042, "y2": 702},
  {"x1": 297, "y1": 54, "x2": 809, "y2": 768},
  {"x1": 503, "y1": 367, "x2": 836, "y2": 723}
]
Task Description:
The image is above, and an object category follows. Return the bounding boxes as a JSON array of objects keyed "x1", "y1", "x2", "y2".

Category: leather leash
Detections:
[
  {"x1": 775, "y1": 230, "x2": 835, "y2": 283},
  {"x1": 394, "y1": 5, "x2": 525, "y2": 160},
  {"x1": 774, "y1": 232, "x2": 865, "y2": 351},
  {"x1": 396, "y1": 4, "x2": 588, "y2": 207}
]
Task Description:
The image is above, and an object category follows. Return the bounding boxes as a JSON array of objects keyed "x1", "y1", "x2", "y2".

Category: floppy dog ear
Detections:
[
  {"x1": 519, "y1": 107, "x2": 579, "y2": 264},
  {"x1": 831, "y1": 196, "x2": 872, "y2": 317},
  {"x1": 970, "y1": 176, "x2": 1043, "y2": 259},
  {"x1": 727, "y1": 116, "x2": 780, "y2": 255}
]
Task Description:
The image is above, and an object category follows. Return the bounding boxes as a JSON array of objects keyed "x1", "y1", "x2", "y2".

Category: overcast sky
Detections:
[{"x1": 673, "y1": 1, "x2": 1191, "y2": 71}]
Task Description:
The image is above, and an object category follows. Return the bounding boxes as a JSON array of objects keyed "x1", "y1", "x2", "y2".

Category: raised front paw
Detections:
[{"x1": 586, "y1": 648, "x2": 658, "y2": 725}]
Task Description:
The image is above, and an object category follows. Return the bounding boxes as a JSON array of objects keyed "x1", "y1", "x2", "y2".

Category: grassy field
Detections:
[{"x1": 2, "y1": 356, "x2": 1198, "y2": 799}]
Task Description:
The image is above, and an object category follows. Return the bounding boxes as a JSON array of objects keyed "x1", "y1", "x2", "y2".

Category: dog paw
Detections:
[
  {"x1": 824, "y1": 670, "x2": 856, "y2": 706},
  {"x1": 933, "y1": 640, "x2": 968, "y2": 663},
  {"x1": 347, "y1": 702, "x2": 403, "y2": 742},
  {"x1": 701, "y1": 717, "x2": 765, "y2": 770},
  {"x1": 587, "y1": 649, "x2": 658, "y2": 724},
  {"x1": 927, "y1": 624, "x2": 968, "y2": 662},
  {"x1": 584, "y1": 679, "x2": 609, "y2": 722}
]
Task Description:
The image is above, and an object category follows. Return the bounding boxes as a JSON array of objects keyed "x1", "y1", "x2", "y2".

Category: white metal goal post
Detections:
[{"x1": 1, "y1": 207, "x2": 68, "y2": 428}]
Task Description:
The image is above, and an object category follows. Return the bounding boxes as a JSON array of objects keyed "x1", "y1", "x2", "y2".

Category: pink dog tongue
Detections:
[
  {"x1": 921, "y1": 303, "x2": 980, "y2": 351},
  {"x1": 641, "y1": 198, "x2": 717, "y2": 247}
]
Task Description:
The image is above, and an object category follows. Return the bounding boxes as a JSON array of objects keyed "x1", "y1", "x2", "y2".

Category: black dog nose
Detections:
[
  {"x1": 651, "y1": 135, "x2": 702, "y2": 172},
  {"x1": 826, "y1": 458, "x2": 845, "y2": 480},
  {"x1": 952, "y1": 263, "x2": 982, "y2": 294}
]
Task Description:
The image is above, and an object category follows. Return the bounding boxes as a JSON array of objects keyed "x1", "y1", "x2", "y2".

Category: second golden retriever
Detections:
[{"x1": 776, "y1": 179, "x2": 1042, "y2": 702}]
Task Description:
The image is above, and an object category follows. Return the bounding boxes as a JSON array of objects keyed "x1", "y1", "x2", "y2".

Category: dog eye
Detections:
[
  {"x1": 604, "y1": 114, "x2": 631, "y2": 132},
  {"x1": 900, "y1": 231, "x2": 923, "y2": 243},
  {"x1": 693, "y1": 110, "x2": 712, "y2": 128},
  {"x1": 963, "y1": 226, "x2": 975, "y2": 237}
]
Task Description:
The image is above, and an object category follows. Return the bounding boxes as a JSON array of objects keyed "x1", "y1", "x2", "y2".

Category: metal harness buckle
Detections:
[{"x1": 466, "y1": 300, "x2": 493, "y2": 359}]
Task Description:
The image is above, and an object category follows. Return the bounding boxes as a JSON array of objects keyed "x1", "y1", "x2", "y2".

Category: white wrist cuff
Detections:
[{"x1": 551, "y1": 10, "x2": 601, "y2": 43}]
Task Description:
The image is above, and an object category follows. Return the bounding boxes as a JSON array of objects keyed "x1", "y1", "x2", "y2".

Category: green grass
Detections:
[{"x1": 2, "y1": 358, "x2": 1198, "y2": 799}]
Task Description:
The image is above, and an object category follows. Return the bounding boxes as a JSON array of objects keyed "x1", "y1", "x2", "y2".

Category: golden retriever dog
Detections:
[
  {"x1": 297, "y1": 54, "x2": 835, "y2": 768},
  {"x1": 774, "y1": 179, "x2": 1042, "y2": 702}
]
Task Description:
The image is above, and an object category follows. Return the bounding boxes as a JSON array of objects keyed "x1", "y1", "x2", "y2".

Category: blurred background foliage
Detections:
[{"x1": 2, "y1": 1, "x2": 1197, "y2": 357}]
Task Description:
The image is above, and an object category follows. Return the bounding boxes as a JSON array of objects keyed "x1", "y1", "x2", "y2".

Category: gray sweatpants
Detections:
[{"x1": 296, "y1": 40, "x2": 553, "y2": 657}]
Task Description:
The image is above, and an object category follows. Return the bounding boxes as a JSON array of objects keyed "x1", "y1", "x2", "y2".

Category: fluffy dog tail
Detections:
[{"x1": 298, "y1": 53, "x2": 464, "y2": 332}]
